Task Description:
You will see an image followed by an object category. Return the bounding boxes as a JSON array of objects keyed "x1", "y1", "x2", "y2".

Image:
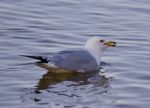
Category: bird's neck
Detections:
[{"x1": 85, "y1": 47, "x2": 103, "y2": 65}]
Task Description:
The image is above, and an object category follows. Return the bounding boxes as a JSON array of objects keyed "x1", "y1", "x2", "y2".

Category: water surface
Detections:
[{"x1": 0, "y1": 0, "x2": 150, "y2": 108}]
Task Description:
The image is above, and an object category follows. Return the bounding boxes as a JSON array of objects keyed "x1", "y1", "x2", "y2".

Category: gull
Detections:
[{"x1": 21, "y1": 36, "x2": 117, "y2": 72}]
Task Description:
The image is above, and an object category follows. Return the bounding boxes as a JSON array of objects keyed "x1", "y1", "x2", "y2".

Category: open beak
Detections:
[{"x1": 104, "y1": 41, "x2": 117, "y2": 47}]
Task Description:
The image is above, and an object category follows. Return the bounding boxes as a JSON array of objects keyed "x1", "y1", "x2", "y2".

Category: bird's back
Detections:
[{"x1": 49, "y1": 50, "x2": 99, "y2": 72}]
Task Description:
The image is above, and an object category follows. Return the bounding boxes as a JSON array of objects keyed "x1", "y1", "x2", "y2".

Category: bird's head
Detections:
[
  {"x1": 85, "y1": 36, "x2": 117, "y2": 51},
  {"x1": 84, "y1": 36, "x2": 117, "y2": 65}
]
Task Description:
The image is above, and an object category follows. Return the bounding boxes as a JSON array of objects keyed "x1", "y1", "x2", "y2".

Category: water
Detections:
[{"x1": 0, "y1": 0, "x2": 150, "y2": 108}]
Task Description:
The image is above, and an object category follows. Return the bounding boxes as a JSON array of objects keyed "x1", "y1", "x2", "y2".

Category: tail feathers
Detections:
[{"x1": 21, "y1": 55, "x2": 49, "y2": 63}]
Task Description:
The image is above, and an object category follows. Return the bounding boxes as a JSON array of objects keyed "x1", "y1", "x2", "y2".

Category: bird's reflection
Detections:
[{"x1": 34, "y1": 62, "x2": 110, "y2": 92}]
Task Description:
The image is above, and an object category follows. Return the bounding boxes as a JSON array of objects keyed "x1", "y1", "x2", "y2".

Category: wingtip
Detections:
[
  {"x1": 20, "y1": 55, "x2": 29, "y2": 57},
  {"x1": 20, "y1": 55, "x2": 49, "y2": 63}
]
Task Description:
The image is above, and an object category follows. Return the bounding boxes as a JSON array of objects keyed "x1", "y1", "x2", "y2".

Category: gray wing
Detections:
[{"x1": 49, "y1": 50, "x2": 99, "y2": 72}]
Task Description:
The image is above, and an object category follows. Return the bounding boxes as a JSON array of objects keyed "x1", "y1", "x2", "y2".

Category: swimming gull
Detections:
[{"x1": 22, "y1": 36, "x2": 117, "y2": 72}]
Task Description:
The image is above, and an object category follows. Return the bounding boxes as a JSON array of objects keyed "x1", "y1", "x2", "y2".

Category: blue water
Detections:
[{"x1": 0, "y1": 0, "x2": 150, "y2": 108}]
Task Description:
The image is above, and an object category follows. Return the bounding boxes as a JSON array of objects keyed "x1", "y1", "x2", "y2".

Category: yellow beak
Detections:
[{"x1": 104, "y1": 41, "x2": 117, "y2": 47}]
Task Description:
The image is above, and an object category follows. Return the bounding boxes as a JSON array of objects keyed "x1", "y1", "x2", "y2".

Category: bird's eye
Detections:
[{"x1": 100, "y1": 40, "x2": 105, "y2": 43}]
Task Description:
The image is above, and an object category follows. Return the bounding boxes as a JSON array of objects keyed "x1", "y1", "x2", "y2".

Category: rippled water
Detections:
[{"x1": 0, "y1": 0, "x2": 150, "y2": 108}]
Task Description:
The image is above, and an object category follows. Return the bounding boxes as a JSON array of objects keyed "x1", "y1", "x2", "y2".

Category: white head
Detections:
[{"x1": 84, "y1": 36, "x2": 117, "y2": 65}]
